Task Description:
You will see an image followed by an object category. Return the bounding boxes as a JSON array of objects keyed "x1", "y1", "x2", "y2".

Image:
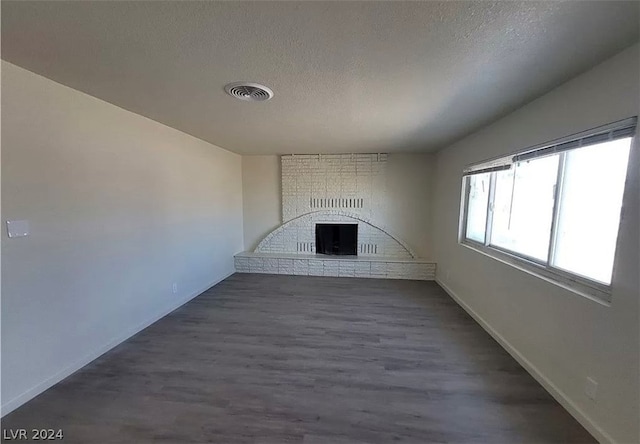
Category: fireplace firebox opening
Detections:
[{"x1": 315, "y1": 223, "x2": 357, "y2": 256}]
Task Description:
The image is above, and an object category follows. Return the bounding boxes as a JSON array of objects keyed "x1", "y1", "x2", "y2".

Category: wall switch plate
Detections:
[
  {"x1": 6, "y1": 220, "x2": 30, "y2": 238},
  {"x1": 585, "y1": 377, "x2": 598, "y2": 400},
  {"x1": 172, "y1": 283, "x2": 178, "y2": 294}
]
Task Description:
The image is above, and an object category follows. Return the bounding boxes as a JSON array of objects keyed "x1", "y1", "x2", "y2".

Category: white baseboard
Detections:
[
  {"x1": 435, "y1": 278, "x2": 615, "y2": 444},
  {"x1": 1, "y1": 270, "x2": 235, "y2": 417}
]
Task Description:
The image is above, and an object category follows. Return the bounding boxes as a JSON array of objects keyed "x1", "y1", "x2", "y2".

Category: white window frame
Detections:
[{"x1": 458, "y1": 117, "x2": 637, "y2": 304}]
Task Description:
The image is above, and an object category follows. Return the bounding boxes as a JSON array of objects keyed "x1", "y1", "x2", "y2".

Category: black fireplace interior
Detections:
[{"x1": 315, "y1": 223, "x2": 357, "y2": 255}]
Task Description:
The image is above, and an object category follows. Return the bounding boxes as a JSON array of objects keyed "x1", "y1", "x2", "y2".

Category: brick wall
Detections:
[{"x1": 254, "y1": 154, "x2": 416, "y2": 258}]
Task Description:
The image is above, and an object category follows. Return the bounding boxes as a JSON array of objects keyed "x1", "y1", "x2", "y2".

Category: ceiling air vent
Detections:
[{"x1": 224, "y1": 82, "x2": 273, "y2": 102}]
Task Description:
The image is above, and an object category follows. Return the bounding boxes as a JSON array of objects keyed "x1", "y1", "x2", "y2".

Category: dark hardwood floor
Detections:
[{"x1": 2, "y1": 274, "x2": 595, "y2": 443}]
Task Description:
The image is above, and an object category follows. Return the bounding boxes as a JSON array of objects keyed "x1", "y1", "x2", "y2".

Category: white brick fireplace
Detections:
[{"x1": 235, "y1": 153, "x2": 435, "y2": 280}]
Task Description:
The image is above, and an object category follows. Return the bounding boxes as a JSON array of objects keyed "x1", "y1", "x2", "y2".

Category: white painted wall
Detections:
[
  {"x1": 386, "y1": 154, "x2": 435, "y2": 260},
  {"x1": 433, "y1": 44, "x2": 639, "y2": 444},
  {"x1": 242, "y1": 156, "x2": 281, "y2": 251},
  {"x1": 0, "y1": 62, "x2": 244, "y2": 415},
  {"x1": 242, "y1": 153, "x2": 434, "y2": 258}
]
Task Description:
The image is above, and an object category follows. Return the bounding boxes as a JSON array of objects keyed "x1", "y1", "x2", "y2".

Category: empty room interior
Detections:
[{"x1": 1, "y1": 1, "x2": 639, "y2": 443}]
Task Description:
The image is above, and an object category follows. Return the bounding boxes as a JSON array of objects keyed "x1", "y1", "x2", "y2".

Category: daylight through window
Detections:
[{"x1": 461, "y1": 118, "x2": 635, "y2": 292}]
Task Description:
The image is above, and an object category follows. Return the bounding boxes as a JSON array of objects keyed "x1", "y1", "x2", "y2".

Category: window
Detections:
[
  {"x1": 490, "y1": 155, "x2": 559, "y2": 262},
  {"x1": 552, "y1": 139, "x2": 631, "y2": 283},
  {"x1": 460, "y1": 118, "x2": 635, "y2": 299},
  {"x1": 464, "y1": 172, "x2": 490, "y2": 243}
]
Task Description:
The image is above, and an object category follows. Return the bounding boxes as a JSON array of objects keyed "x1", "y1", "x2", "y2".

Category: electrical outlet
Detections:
[
  {"x1": 172, "y1": 283, "x2": 178, "y2": 294},
  {"x1": 585, "y1": 377, "x2": 598, "y2": 401}
]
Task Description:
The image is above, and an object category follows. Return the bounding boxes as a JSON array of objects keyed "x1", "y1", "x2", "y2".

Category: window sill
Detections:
[{"x1": 459, "y1": 240, "x2": 611, "y2": 306}]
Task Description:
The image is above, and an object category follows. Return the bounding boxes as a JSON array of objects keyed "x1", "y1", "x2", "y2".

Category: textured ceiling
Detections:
[{"x1": 2, "y1": 1, "x2": 638, "y2": 155}]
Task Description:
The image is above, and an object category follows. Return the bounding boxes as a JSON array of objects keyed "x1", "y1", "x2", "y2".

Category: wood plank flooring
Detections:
[{"x1": 1, "y1": 274, "x2": 595, "y2": 443}]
